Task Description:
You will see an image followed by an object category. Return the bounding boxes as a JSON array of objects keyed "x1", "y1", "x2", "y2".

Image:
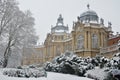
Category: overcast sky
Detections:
[{"x1": 17, "y1": 0, "x2": 120, "y2": 44}]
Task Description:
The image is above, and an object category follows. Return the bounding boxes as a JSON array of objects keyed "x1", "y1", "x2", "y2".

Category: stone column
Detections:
[{"x1": 84, "y1": 31, "x2": 87, "y2": 49}]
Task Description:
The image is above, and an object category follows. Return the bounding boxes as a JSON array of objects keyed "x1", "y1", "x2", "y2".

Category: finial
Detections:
[
  {"x1": 100, "y1": 18, "x2": 104, "y2": 25},
  {"x1": 77, "y1": 16, "x2": 80, "y2": 21},
  {"x1": 57, "y1": 14, "x2": 63, "y2": 25},
  {"x1": 87, "y1": 4, "x2": 90, "y2": 9}
]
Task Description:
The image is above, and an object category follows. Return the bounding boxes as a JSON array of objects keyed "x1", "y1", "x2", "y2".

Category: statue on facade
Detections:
[
  {"x1": 87, "y1": 4, "x2": 90, "y2": 9},
  {"x1": 108, "y1": 22, "x2": 112, "y2": 27},
  {"x1": 100, "y1": 18, "x2": 104, "y2": 25},
  {"x1": 73, "y1": 21, "x2": 75, "y2": 26},
  {"x1": 77, "y1": 16, "x2": 80, "y2": 21}
]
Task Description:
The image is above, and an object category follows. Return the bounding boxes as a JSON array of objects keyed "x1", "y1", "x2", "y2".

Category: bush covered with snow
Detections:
[
  {"x1": 105, "y1": 69, "x2": 120, "y2": 80},
  {"x1": 111, "y1": 53, "x2": 120, "y2": 69},
  {"x1": 3, "y1": 67, "x2": 46, "y2": 78},
  {"x1": 44, "y1": 52, "x2": 95, "y2": 76},
  {"x1": 85, "y1": 68, "x2": 119, "y2": 80},
  {"x1": 85, "y1": 53, "x2": 120, "y2": 80},
  {"x1": 44, "y1": 52, "x2": 120, "y2": 79}
]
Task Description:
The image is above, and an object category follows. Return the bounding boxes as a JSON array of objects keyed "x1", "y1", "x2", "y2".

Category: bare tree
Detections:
[{"x1": 0, "y1": 0, "x2": 38, "y2": 67}]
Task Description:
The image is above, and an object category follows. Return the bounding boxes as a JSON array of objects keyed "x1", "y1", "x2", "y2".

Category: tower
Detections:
[
  {"x1": 44, "y1": 14, "x2": 70, "y2": 61},
  {"x1": 72, "y1": 4, "x2": 109, "y2": 57}
]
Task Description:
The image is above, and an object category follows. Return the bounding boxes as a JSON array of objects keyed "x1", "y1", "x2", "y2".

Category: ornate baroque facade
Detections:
[{"x1": 22, "y1": 5, "x2": 119, "y2": 65}]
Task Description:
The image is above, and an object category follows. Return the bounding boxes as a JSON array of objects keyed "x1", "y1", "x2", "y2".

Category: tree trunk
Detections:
[
  {"x1": 3, "y1": 48, "x2": 11, "y2": 68},
  {"x1": 3, "y1": 56, "x2": 8, "y2": 68},
  {"x1": 3, "y1": 40, "x2": 11, "y2": 68}
]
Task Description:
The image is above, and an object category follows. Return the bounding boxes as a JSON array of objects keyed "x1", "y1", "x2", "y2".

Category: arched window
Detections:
[
  {"x1": 56, "y1": 46, "x2": 61, "y2": 56},
  {"x1": 92, "y1": 34, "x2": 98, "y2": 48},
  {"x1": 77, "y1": 35, "x2": 84, "y2": 49},
  {"x1": 104, "y1": 36, "x2": 107, "y2": 47},
  {"x1": 47, "y1": 46, "x2": 51, "y2": 57}
]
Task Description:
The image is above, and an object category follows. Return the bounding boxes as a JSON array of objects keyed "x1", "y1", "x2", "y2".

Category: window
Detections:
[
  {"x1": 92, "y1": 34, "x2": 98, "y2": 48},
  {"x1": 56, "y1": 46, "x2": 61, "y2": 56},
  {"x1": 104, "y1": 36, "x2": 107, "y2": 47},
  {"x1": 47, "y1": 46, "x2": 51, "y2": 57},
  {"x1": 77, "y1": 35, "x2": 84, "y2": 49}
]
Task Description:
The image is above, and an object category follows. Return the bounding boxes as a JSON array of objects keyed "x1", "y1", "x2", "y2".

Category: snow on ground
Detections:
[
  {"x1": 0, "y1": 68, "x2": 93, "y2": 80},
  {"x1": 85, "y1": 67, "x2": 108, "y2": 80}
]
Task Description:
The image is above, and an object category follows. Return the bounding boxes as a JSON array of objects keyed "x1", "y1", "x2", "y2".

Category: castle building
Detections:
[{"x1": 22, "y1": 5, "x2": 119, "y2": 65}]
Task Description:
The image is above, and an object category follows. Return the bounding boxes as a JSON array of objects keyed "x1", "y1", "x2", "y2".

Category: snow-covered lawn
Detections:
[
  {"x1": 85, "y1": 67, "x2": 108, "y2": 80},
  {"x1": 0, "y1": 68, "x2": 93, "y2": 80},
  {"x1": 85, "y1": 67, "x2": 120, "y2": 80}
]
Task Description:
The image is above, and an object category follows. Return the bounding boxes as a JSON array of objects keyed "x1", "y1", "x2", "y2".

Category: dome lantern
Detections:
[
  {"x1": 57, "y1": 14, "x2": 64, "y2": 25},
  {"x1": 51, "y1": 14, "x2": 68, "y2": 33}
]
